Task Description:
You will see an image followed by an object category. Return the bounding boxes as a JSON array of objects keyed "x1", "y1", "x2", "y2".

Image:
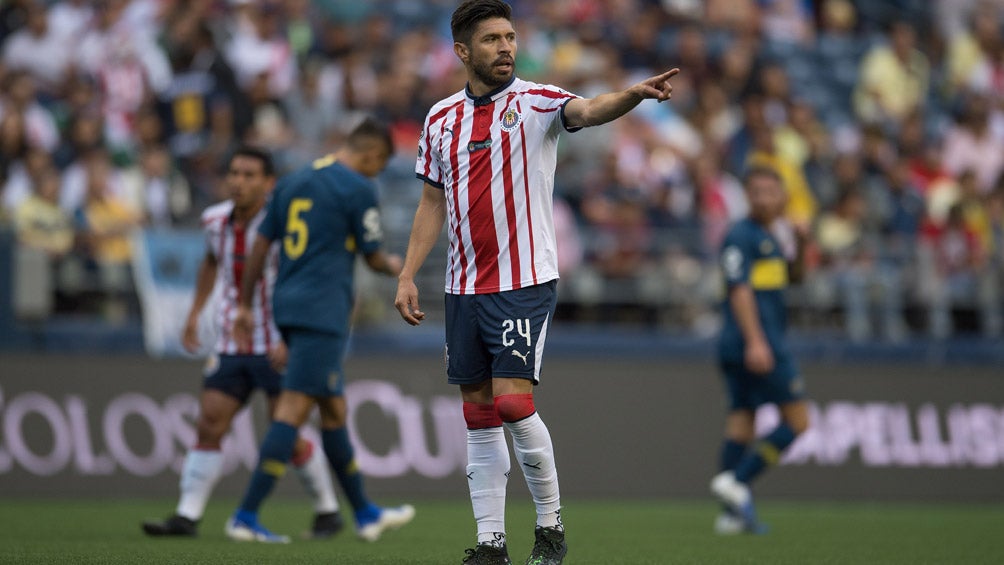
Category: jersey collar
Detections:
[{"x1": 465, "y1": 75, "x2": 516, "y2": 107}]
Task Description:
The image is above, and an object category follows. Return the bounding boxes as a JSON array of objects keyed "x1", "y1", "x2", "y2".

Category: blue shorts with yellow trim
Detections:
[
  {"x1": 279, "y1": 327, "x2": 347, "y2": 397},
  {"x1": 444, "y1": 280, "x2": 557, "y2": 386},
  {"x1": 203, "y1": 354, "x2": 282, "y2": 404},
  {"x1": 720, "y1": 355, "x2": 805, "y2": 411}
]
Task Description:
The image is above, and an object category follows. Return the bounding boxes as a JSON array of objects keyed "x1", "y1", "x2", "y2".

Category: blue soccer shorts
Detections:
[
  {"x1": 203, "y1": 354, "x2": 282, "y2": 404},
  {"x1": 279, "y1": 327, "x2": 348, "y2": 397},
  {"x1": 444, "y1": 280, "x2": 558, "y2": 385},
  {"x1": 720, "y1": 354, "x2": 806, "y2": 411}
]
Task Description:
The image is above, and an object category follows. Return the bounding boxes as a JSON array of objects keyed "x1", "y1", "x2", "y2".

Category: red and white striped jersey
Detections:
[
  {"x1": 201, "y1": 200, "x2": 280, "y2": 355},
  {"x1": 416, "y1": 76, "x2": 580, "y2": 295}
]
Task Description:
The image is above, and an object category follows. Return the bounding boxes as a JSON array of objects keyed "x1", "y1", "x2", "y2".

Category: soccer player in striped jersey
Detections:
[
  {"x1": 709, "y1": 166, "x2": 810, "y2": 534},
  {"x1": 142, "y1": 147, "x2": 343, "y2": 539},
  {"x1": 394, "y1": 1, "x2": 679, "y2": 563},
  {"x1": 226, "y1": 119, "x2": 414, "y2": 544}
]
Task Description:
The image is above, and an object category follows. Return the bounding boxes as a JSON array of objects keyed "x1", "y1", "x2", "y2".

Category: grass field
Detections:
[{"x1": 3, "y1": 497, "x2": 1003, "y2": 564}]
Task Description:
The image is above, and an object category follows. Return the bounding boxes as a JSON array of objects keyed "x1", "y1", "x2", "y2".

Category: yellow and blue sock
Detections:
[
  {"x1": 735, "y1": 423, "x2": 796, "y2": 484},
  {"x1": 237, "y1": 421, "x2": 297, "y2": 515},
  {"x1": 322, "y1": 427, "x2": 378, "y2": 523}
]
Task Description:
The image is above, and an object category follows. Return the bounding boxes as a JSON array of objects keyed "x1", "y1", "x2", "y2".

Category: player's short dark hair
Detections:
[
  {"x1": 231, "y1": 146, "x2": 275, "y2": 177},
  {"x1": 347, "y1": 117, "x2": 395, "y2": 156},
  {"x1": 743, "y1": 165, "x2": 782, "y2": 187},
  {"x1": 451, "y1": 0, "x2": 512, "y2": 46}
]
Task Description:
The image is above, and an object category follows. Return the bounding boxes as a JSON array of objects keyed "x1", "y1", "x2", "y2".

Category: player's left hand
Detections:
[
  {"x1": 633, "y1": 68, "x2": 680, "y2": 103},
  {"x1": 268, "y1": 341, "x2": 288, "y2": 372}
]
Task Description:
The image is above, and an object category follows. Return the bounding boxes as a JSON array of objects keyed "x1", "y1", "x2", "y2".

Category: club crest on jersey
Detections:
[{"x1": 500, "y1": 108, "x2": 521, "y2": 132}]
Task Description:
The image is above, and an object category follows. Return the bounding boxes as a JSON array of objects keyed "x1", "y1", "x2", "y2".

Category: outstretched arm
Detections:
[
  {"x1": 563, "y1": 68, "x2": 680, "y2": 129},
  {"x1": 395, "y1": 183, "x2": 447, "y2": 326}
]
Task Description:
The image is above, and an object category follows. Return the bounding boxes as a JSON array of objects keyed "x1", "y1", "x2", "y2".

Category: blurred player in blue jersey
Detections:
[
  {"x1": 225, "y1": 119, "x2": 415, "y2": 543},
  {"x1": 141, "y1": 147, "x2": 343, "y2": 539},
  {"x1": 710, "y1": 166, "x2": 810, "y2": 534}
]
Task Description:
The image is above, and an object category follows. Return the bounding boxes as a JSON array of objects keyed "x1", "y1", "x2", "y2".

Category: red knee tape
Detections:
[
  {"x1": 291, "y1": 438, "x2": 313, "y2": 467},
  {"x1": 494, "y1": 394, "x2": 535, "y2": 423},
  {"x1": 463, "y1": 402, "x2": 502, "y2": 429}
]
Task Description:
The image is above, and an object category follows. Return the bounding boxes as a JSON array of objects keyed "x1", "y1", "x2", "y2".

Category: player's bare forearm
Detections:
[
  {"x1": 365, "y1": 250, "x2": 403, "y2": 277},
  {"x1": 239, "y1": 235, "x2": 271, "y2": 309},
  {"x1": 729, "y1": 285, "x2": 767, "y2": 346},
  {"x1": 563, "y1": 68, "x2": 680, "y2": 128},
  {"x1": 187, "y1": 252, "x2": 218, "y2": 321},
  {"x1": 730, "y1": 284, "x2": 774, "y2": 374},
  {"x1": 395, "y1": 184, "x2": 446, "y2": 325}
]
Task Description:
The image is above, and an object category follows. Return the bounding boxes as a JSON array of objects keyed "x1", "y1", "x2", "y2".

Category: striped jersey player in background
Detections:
[
  {"x1": 394, "y1": 1, "x2": 679, "y2": 563},
  {"x1": 141, "y1": 147, "x2": 343, "y2": 539},
  {"x1": 710, "y1": 166, "x2": 810, "y2": 534}
]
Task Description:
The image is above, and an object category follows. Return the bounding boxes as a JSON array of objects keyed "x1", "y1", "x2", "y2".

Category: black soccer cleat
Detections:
[
  {"x1": 141, "y1": 514, "x2": 198, "y2": 537},
  {"x1": 525, "y1": 526, "x2": 567, "y2": 565},
  {"x1": 463, "y1": 542, "x2": 512, "y2": 564},
  {"x1": 308, "y1": 511, "x2": 345, "y2": 539}
]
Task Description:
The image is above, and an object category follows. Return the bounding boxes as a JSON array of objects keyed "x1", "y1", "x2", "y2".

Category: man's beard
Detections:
[{"x1": 471, "y1": 57, "x2": 513, "y2": 89}]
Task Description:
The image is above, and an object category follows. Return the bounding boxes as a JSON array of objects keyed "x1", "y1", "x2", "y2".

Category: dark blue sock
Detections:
[
  {"x1": 238, "y1": 421, "x2": 298, "y2": 514},
  {"x1": 720, "y1": 439, "x2": 746, "y2": 472},
  {"x1": 734, "y1": 423, "x2": 797, "y2": 484},
  {"x1": 322, "y1": 427, "x2": 377, "y2": 521}
]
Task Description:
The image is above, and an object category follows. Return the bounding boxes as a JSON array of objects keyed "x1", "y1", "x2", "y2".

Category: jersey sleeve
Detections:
[
  {"x1": 720, "y1": 226, "x2": 754, "y2": 288},
  {"x1": 533, "y1": 83, "x2": 582, "y2": 133},
  {"x1": 415, "y1": 110, "x2": 445, "y2": 189},
  {"x1": 199, "y1": 210, "x2": 217, "y2": 258},
  {"x1": 257, "y1": 184, "x2": 284, "y2": 242},
  {"x1": 350, "y1": 183, "x2": 384, "y2": 256}
]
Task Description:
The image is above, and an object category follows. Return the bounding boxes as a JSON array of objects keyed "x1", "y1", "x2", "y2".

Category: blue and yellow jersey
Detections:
[
  {"x1": 718, "y1": 218, "x2": 789, "y2": 363},
  {"x1": 258, "y1": 157, "x2": 384, "y2": 335}
]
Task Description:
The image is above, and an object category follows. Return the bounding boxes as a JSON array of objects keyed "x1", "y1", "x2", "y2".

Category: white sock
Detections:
[
  {"x1": 293, "y1": 441, "x2": 340, "y2": 514},
  {"x1": 175, "y1": 448, "x2": 224, "y2": 521},
  {"x1": 467, "y1": 426, "x2": 510, "y2": 542},
  {"x1": 505, "y1": 413, "x2": 562, "y2": 530}
]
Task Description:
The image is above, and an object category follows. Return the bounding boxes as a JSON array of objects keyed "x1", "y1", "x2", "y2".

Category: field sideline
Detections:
[{"x1": 2, "y1": 497, "x2": 1002, "y2": 564}]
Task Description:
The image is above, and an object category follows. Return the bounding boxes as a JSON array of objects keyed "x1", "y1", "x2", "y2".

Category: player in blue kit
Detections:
[
  {"x1": 709, "y1": 166, "x2": 810, "y2": 534},
  {"x1": 225, "y1": 119, "x2": 415, "y2": 543}
]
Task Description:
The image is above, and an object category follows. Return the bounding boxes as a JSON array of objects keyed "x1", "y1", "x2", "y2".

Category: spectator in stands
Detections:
[
  {"x1": 2, "y1": 147, "x2": 51, "y2": 215},
  {"x1": 0, "y1": 70, "x2": 59, "y2": 153},
  {"x1": 854, "y1": 20, "x2": 930, "y2": 126},
  {"x1": 746, "y1": 123, "x2": 818, "y2": 230},
  {"x1": 1, "y1": 2, "x2": 73, "y2": 98},
  {"x1": 815, "y1": 188, "x2": 906, "y2": 341},
  {"x1": 918, "y1": 202, "x2": 990, "y2": 338},
  {"x1": 76, "y1": 148, "x2": 142, "y2": 322},
  {"x1": 76, "y1": 0, "x2": 172, "y2": 151},
  {"x1": 14, "y1": 165, "x2": 74, "y2": 261},
  {"x1": 284, "y1": 58, "x2": 340, "y2": 168},
  {"x1": 53, "y1": 111, "x2": 104, "y2": 171},
  {"x1": 944, "y1": 1, "x2": 1002, "y2": 96},
  {"x1": 694, "y1": 152, "x2": 747, "y2": 256},
  {"x1": 226, "y1": 2, "x2": 297, "y2": 101},
  {"x1": 942, "y1": 94, "x2": 1004, "y2": 193},
  {"x1": 760, "y1": 0, "x2": 815, "y2": 47},
  {"x1": 119, "y1": 145, "x2": 191, "y2": 228}
]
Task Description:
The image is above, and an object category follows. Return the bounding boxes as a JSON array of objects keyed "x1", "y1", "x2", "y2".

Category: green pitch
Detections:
[{"x1": 2, "y1": 498, "x2": 1002, "y2": 564}]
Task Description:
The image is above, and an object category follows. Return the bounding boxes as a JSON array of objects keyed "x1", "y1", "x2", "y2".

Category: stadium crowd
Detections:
[{"x1": 1, "y1": 0, "x2": 1003, "y2": 341}]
